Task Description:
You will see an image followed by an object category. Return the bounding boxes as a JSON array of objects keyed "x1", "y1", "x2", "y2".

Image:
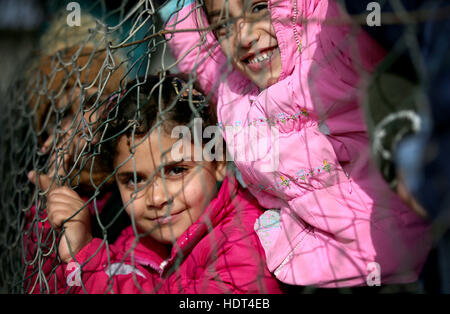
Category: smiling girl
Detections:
[
  {"x1": 31, "y1": 75, "x2": 282, "y2": 293},
  {"x1": 157, "y1": 0, "x2": 431, "y2": 288}
]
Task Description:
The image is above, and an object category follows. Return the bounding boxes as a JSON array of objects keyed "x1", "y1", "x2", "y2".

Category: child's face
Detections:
[
  {"x1": 205, "y1": 0, "x2": 281, "y2": 89},
  {"x1": 114, "y1": 130, "x2": 225, "y2": 244}
]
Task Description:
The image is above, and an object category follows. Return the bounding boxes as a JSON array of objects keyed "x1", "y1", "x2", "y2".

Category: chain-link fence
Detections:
[{"x1": 0, "y1": 0, "x2": 449, "y2": 294}]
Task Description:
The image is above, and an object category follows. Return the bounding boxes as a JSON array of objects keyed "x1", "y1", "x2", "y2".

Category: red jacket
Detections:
[{"x1": 39, "y1": 176, "x2": 282, "y2": 294}]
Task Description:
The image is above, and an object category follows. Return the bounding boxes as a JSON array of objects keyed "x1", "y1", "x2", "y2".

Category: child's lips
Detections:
[
  {"x1": 151, "y1": 210, "x2": 184, "y2": 225},
  {"x1": 241, "y1": 47, "x2": 279, "y2": 72}
]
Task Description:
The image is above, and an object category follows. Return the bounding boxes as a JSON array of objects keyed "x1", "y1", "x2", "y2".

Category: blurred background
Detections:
[
  {"x1": 0, "y1": 0, "x2": 43, "y2": 97},
  {"x1": 0, "y1": 0, "x2": 173, "y2": 103}
]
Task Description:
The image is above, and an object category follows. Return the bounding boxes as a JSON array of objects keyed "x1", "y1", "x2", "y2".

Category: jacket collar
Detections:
[{"x1": 268, "y1": 0, "x2": 300, "y2": 82}]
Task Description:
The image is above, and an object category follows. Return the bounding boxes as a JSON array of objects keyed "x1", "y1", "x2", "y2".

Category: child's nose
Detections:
[
  {"x1": 145, "y1": 179, "x2": 170, "y2": 209},
  {"x1": 237, "y1": 19, "x2": 259, "y2": 49}
]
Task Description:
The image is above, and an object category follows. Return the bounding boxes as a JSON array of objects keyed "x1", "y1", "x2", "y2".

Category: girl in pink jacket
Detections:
[
  {"x1": 158, "y1": 0, "x2": 431, "y2": 287},
  {"x1": 26, "y1": 75, "x2": 282, "y2": 294}
]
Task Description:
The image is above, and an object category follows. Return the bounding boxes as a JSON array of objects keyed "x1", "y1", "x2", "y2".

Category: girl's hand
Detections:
[
  {"x1": 28, "y1": 171, "x2": 93, "y2": 264},
  {"x1": 47, "y1": 185, "x2": 92, "y2": 264}
]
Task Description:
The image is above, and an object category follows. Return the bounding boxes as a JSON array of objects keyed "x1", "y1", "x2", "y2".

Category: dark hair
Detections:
[
  {"x1": 194, "y1": 0, "x2": 218, "y2": 39},
  {"x1": 100, "y1": 74, "x2": 217, "y2": 170}
]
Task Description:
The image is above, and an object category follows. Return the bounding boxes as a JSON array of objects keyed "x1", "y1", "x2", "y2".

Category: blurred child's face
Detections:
[
  {"x1": 40, "y1": 87, "x2": 105, "y2": 186},
  {"x1": 205, "y1": 0, "x2": 281, "y2": 89},
  {"x1": 114, "y1": 130, "x2": 225, "y2": 244}
]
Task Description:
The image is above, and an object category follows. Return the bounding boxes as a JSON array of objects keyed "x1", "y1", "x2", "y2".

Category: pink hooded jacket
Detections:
[
  {"x1": 163, "y1": 0, "x2": 431, "y2": 287},
  {"x1": 26, "y1": 176, "x2": 282, "y2": 294}
]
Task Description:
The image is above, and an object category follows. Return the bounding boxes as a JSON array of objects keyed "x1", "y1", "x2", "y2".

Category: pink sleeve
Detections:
[
  {"x1": 24, "y1": 204, "x2": 160, "y2": 293},
  {"x1": 264, "y1": 182, "x2": 430, "y2": 288},
  {"x1": 62, "y1": 238, "x2": 159, "y2": 293},
  {"x1": 164, "y1": 3, "x2": 227, "y2": 101},
  {"x1": 23, "y1": 204, "x2": 68, "y2": 294}
]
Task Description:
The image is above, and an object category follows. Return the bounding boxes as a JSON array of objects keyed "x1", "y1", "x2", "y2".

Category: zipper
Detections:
[
  {"x1": 292, "y1": 0, "x2": 302, "y2": 53},
  {"x1": 142, "y1": 260, "x2": 163, "y2": 276},
  {"x1": 343, "y1": 168, "x2": 352, "y2": 194},
  {"x1": 274, "y1": 226, "x2": 310, "y2": 277},
  {"x1": 159, "y1": 260, "x2": 168, "y2": 273}
]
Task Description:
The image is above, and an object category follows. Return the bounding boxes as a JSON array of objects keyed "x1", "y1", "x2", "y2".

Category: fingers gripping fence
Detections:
[{"x1": 0, "y1": 0, "x2": 448, "y2": 294}]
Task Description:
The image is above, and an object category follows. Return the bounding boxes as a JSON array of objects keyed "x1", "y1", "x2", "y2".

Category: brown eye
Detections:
[
  {"x1": 166, "y1": 166, "x2": 188, "y2": 177},
  {"x1": 125, "y1": 175, "x2": 146, "y2": 189},
  {"x1": 251, "y1": 2, "x2": 268, "y2": 13},
  {"x1": 214, "y1": 20, "x2": 232, "y2": 39}
]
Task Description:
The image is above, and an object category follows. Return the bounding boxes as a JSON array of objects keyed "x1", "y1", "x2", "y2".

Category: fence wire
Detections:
[{"x1": 0, "y1": 0, "x2": 449, "y2": 294}]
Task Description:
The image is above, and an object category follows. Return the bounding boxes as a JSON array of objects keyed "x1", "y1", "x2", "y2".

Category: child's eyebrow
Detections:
[
  {"x1": 115, "y1": 161, "x2": 186, "y2": 178},
  {"x1": 208, "y1": 10, "x2": 232, "y2": 22},
  {"x1": 115, "y1": 171, "x2": 146, "y2": 180},
  {"x1": 208, "y1": 9, "x2": 243, "y2": 25},
  {"x1": 158, "y1": 160, "x2": 186, "y2": 171},
  {"x1": 208, "y1": 10, "x2": 222, "y2": 18},
  {"x1": 162, "y1": 159, "x2": 183, "y2": 166}
]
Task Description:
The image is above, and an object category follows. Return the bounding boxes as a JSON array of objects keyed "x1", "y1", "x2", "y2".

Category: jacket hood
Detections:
[{"x1": 269, "y1": 0, "x2": 303, "y2": 82}]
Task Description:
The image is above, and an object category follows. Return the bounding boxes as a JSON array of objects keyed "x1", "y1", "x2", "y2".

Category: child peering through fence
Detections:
[
  {"x1": 27, "y1": 74, "x2": 283, "y2": 293},
  {"x1": 23, "y1": 12, "x2": 130, "y2": 293},
  {"x1": 156, "y1": 0, "x2": 432, "y2": 288}
]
